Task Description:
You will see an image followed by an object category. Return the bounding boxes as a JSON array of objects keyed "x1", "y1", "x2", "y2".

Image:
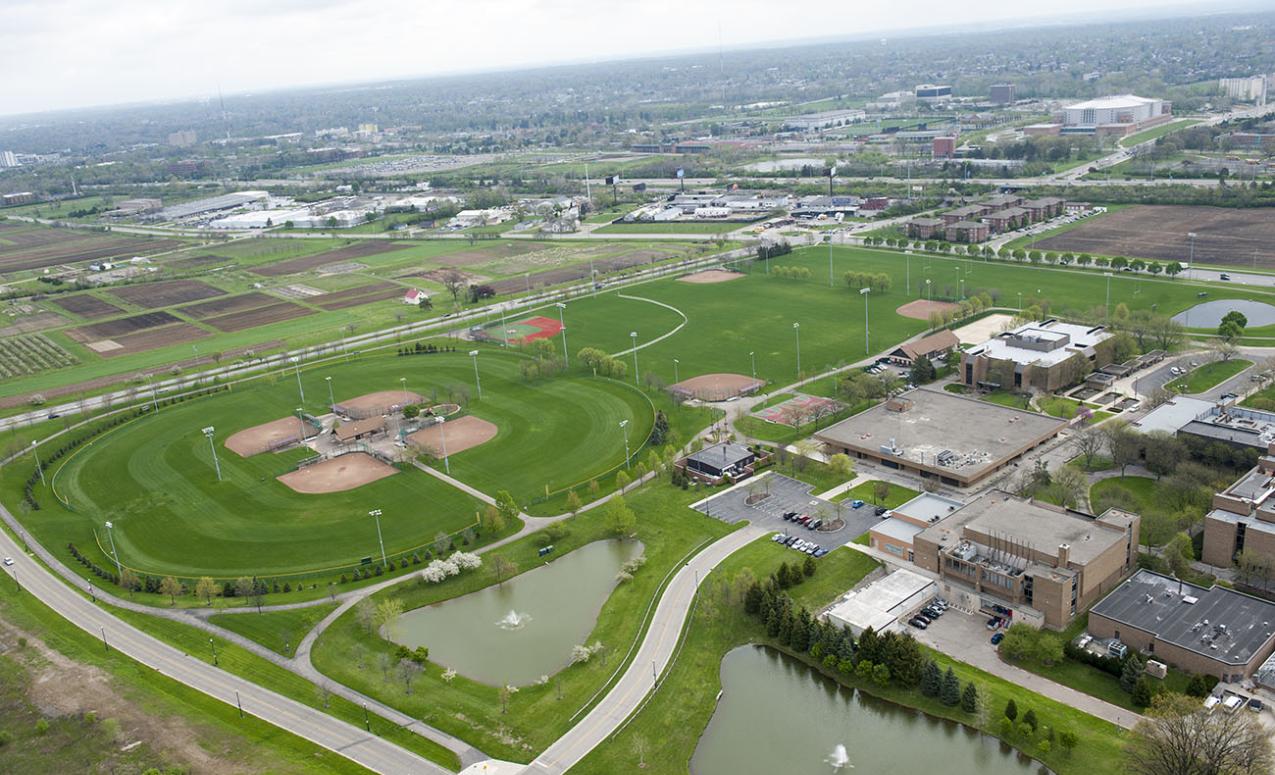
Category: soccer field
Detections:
[{"x1": 14, "y1": 350, "x2": 652, "y2": 580}]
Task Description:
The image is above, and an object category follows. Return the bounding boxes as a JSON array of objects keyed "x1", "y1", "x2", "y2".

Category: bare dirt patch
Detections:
[
  {"x1": 1034, "y1": 205, "x2": 1275, "y2": 268},
  {"x1": 180, "y1": 292, "x2": 279, "y2": 319},
  {"x1": 678, "y1": 269, "x2": 743, "y2": 284},
  {"x1": 48, "y1": 294, "x2": 124, "y2": 319},
  {"x1": 407, "y1": 415, "x2": 498, "y2": 455},
  {"x1": 310, "y1": 282, "x2": 403, "y2": 311},
  {"x1": 439, "y1": 241, "x2": 552, "y2": 268},
  {"x1": 671, "y1": 372, "x2": 765, "y2": 401},
  {"x1": 202, "y1": 301, "x2": 314, "y2": 333},
  {"x1": 334, "y1": 390, "x2": 424, "y2": 419},
  {"x1": 250, "y1": 241, "x2": 403, "y2": 277},
  {"x1": 66, "y1": 311, "x2": 181, "y2": 342},
  {"x1": 895, "y1": 299, "x2": 960, "y2": 321},
  {"x1": 109, "y1": 279, "x2": 225, "y2": 309},
  {"x1": 0, "y1": 311, "x2": 66, "y2": 337},
  {"x1": 225, "y1": 416, "x2": 313, "y2": 457},
  {"x1": 277, "y1": 452, "x2": 397, "y2": 494},
  {"x1": 93, "y1": 324, "x2": 209, "y2": 358}
]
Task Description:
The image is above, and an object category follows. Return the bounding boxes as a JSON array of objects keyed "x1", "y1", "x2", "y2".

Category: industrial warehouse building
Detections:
[
  {"x1": 1089, "y1": 569, "x2": 1275, "y2": 681},
  {"x1": 913, "y1": 491, "x2": 1140, "y2": 630},
  {"x1": 814, "y1": 388, "x2": 1066, "y2": 487}
]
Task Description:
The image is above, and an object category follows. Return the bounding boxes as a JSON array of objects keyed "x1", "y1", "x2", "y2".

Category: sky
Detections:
[{"x1": 0, "y1": 0, "x2": 1215, "y2": 117}]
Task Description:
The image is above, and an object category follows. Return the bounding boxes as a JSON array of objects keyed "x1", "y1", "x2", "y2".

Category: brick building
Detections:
[
  {"x1": 945, "y1": 220, "x2": 989, "y2": 243},
  {"x1": 961, "y1": 319, "x2": 1115, "y2": 393},
  {"x1": 1201, "y1": 452, "x2": 1275, "y2": 567},
  {"x1": 907, "y1": 217, "x2": 944, "y2": 240}
]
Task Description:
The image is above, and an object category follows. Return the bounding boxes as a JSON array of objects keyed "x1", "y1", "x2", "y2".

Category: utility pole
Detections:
[
  {"x1": 31, "y1": 441, "x2": 44, "y2": 485},
  {"x1": 749, "y1": 351, "x2": 756, "y2": 380},
  {"x1": 435, "y1": 417, "x2": 450, "y2": 474},
  {"x1": 620, "y1": 420, "x2": 631, "y2": 469},
  {"x1": 104, "y1": 521, "x2": 121, "y2": 578},
  {"x1": 793, "y1": 322, "x2": 802, "y2": 377},
  {"x1": 289, "y1": 356, "x2": 305, "y2": 404}
]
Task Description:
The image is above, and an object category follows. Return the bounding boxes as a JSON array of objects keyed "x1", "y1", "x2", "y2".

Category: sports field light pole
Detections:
[
  {"x1": 468, "y1": 350, "x2": 482, "y2": 399},
  {"x1": 145, "y1": 374, "x2": 159, "y2": 414},
  {"x1": 749, "y1": 351, "x2": 756, "y2": 380},
  {"x1": 399, "y1": 376, "x2": 407, "y2": 398},
  {"x1": 925, "y1": 278, "x2": 932, "y2": 302},
  {"x1": 325, "y1": 376, "x2": 334, "y2": 408},
  {"x1": 860, "y1": 288, "x2": 871, "y2": 355},
  {"x1": 630, "y1": 331, "x2": 640, "y2": 386},
  {"x1": 202, "y1": 426, "x2": 222, "y2": 482},
  {"x1": 619, "y1": 420, "x2": 631, "y2": 469},
  {"x1": 104, "y1": 521, "x2": 122, "y2": 578},
  {"x1": 368, "y1": 509, "x2": 387, "y2": 569},
  {"x1": 31, "y1": 441, "x2": 44, "y2": 486},
  {"x1": 435, "y1": 417, "x2": 450, "y2": 474},
  {"x1": 1104, "y1": 272, "x2": 1113, "y2": 313},
  {"x1": 555, "y1": 302, "x2": 569, "y2": 366},
  {"x1": 289, "y1": 356, "x2": 305, "y2": 404},
  {"x1": 1188, "y1": 232, "x2": 1197, "y2": 269},
  {"x1": 825, "y1": 234, "x2": 834, "y2": 288},
  {"x1": 792, "y1": 322, "x2": 802, "y2": 377},
  {"x1": 673, "y1": 358, "x2": 680, "y2": 384}
]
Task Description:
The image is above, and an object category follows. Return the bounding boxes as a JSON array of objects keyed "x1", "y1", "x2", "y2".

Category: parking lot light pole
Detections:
[
  {"x1": 104, "y1": 521, "x2": 121, "y2": 577},
  {"x1": 325, "y1": 376, "x2": 334, "y2": 408},
  {"x1": 435, "y1": 417, "x2": 450, "y2": 474},
  {"x1": 209, "y1": 637, "x2": 219, "y2": 666},
  {"x1": 289, "y1": 356, "x2": 305, "y2": 404},
  {"x1": 468, "y1": 350, "x2": 482, "y2": 399},
  {"x1": 619, "y1": 420, "x2": 631, "y2": 469},
  {"x1": 399, "y1": 376, "x2": 407, "y2": 398},
  {"x1": 31, "y1": 441, "x2": 44, "y2": 486},
  {"x1": 793, "y1": 322, "x2": 802, "y2": 377},
  {"x1": 202, "y1": 426, "x2": 221, "y2": 481},
  {"x1": 555, "y1": 302, "x2": 569, "y2": 366},
  {"x1": 630, "y1": 331, "x2": 640, "y2": 386},
  {"x1": 860, "y1": 288, "x2": 871, "y2": 355},
  {"x1": 368, "y1": 509, "x2": 387, "y2": 568}
]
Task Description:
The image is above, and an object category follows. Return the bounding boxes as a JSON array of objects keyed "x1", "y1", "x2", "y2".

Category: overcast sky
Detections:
[{"x1": 1, "y1": 0, "x2": 1212, "y2": 117}]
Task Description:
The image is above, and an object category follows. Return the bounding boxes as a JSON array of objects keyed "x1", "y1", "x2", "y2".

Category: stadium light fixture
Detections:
[
  {"x1": 435, "y1": 416, "x2": 450, "y2": 474},
  {"x1": 792, "y1": 322, "x2": 801, "y2": 377},
  {"x1": 202, "y1": 426, "x2": 222, "y2": 481},
  {"x1": 619, "y1": 419, "x2": 631, "y2": 470},
  {"x1": 860, "y1": 287, "x2": 871, "y2": 355},
  {"x1": 104, "y1": 521, "x2": 122, "y2": 577},
  {"x1": 368, "y1": 508, "x2": 387, "y2": 568},
  {"x1": 555, "y1": 302, "x2": 569, "y2": 367},
  {"x1": 325, "y1": 376, "x2": 334, "y2": 408},
  {"x1": 30, "y1": 441, "x2": 44, "y2": 486},
  {"x1": 289, "y1": 356, "x2": 305, "y2": 404},
  {"x1": 468, "y1": 350, "x2": 482, "y2": 399},
  {"x1": 630, "y1": 331, "x2": 640, "y2": 386},
  {"x1": 673, "y1": 358, "x2": 680, "y2": 384}
]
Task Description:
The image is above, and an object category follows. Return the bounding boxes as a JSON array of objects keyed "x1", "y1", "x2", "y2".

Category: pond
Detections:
[
  {"x1": 1171, "y1": 299, "x2": 1275, "y2": 328},
  {"x1": 386, "y1": 539, "x2": 643, "y2": 686},
  {"x1": 692, "y1": 646, "x2": 1048, "y2": 775}
]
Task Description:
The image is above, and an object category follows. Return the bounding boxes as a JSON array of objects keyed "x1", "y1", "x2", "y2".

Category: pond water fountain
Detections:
[
  {"x1": 827, "y1": 744, "x2": 851, "y2": 770},
  {"x1": 497, "y1": 610, "x2": 531, "y2": 630}
]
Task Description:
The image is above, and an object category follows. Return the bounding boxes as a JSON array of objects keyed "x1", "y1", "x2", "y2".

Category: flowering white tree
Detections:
[
  {"x1": 450, "y1": 551, "x2": 482, "y2": 570},
  {"x1": 421, "y1": 561, "x2": 449, "y2": 583},
  {"x1": 441, "y1": 668, "x2": 457, "y2": 683}
]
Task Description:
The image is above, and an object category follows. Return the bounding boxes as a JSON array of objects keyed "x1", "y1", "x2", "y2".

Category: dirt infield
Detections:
[
  {"x1": 224, "y1": 416, "x2": 313, "y2": 457},
  {"x1": 407, "y1": 415, "x2": 498, "y2": 456},
  {"x1": 755, "y1": 394, "x2": 846, "y2": 427},
  {"x1": 109, "y1": 279, "x2": 225, "y2": 309},
  {"x1": 896, "y1": 299, "x2": 961, "y2": 321},
  {"x1": 48, "y1": 294, "x2": 124, "y2": 319},
  {"x1": 334, "y1": 390, "x2": 424, "y2": 418},
  {"x1": 678, "y1": 269, "x2": 743, "y2": 285},
  {"x1": 250, "y1": 242, "x2": 403, "y2": 277},
  {"x1": 1034, "y1": 205, "x2": 1275, "y2": 268},
  {"x1": 277, "y1": 452, "x2": 396, "y2": 494},
  {"x1": 671, "y1": 372, "x2": 765, "y2": 401}
]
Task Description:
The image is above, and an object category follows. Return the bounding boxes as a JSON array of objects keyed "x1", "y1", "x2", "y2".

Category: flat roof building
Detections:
[
  {"x1": 1201, "y1": 454, "x2": 1275, "y2": 568},
  {"x1": 1136, "y1": 397, "x2": 1275, "y2": 453},
  {"x1": 870, "y1": 492, "x2": 965, "y2": 561},
  {"x1": 824, "y1": 569, "x2": 937, "y2": 635},
  {"x1": 1089, "y1": 569, "x2": 1275, "y2": 681},
  {"x1": 961, "y1": 319, "x2": 1115, "y2": 393},
  {"x1": 915, "y1": 491, "x2": 1140, "y2": 629},
  {"x1": 1061, "y1": 95, "x2": 1171, "y2": 137},
  {"x1": 814, "y1": 388, "x2": 1066, "y2": 487}
]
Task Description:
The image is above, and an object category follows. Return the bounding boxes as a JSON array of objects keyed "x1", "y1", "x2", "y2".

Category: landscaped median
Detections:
[{"x1": 570, "y1": 536, "x2": 1129, "y2": 775}]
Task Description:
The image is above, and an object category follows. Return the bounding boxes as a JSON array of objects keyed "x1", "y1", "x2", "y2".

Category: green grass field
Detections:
[
  {"x1": 595, "y1": 221, "x2": 744, "y2": 234},
  {"x1": 1168, "y1": 359, "x2": 1251, "y2": 394},
  {"x1": 1119, "y1": 119, "x2": 1201, "y2": 148},
  {"x1": 6, "y1": 350, "x2": 658, "y2": 582},
  {"x1": 833, "y1": 480, "x2": 920, "y2": 507},
  {"x1": 209, "y1": 603, "x2": 338, "y2": 657}
]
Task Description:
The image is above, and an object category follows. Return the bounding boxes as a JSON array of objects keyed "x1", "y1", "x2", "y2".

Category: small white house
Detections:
[{"x1": 403, "y1": 288, "x2": 430, "y2": 306}]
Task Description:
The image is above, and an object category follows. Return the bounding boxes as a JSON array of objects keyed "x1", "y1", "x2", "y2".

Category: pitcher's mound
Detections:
[
  {"x1": 226, "y1": 416, "x2": 313, "y2": 457},
  {"x1": 896, "y1": 299, "x2": 960, "y2": 321},
  {"x1": 679, "y1": 269, "x2": 742, "y2": 284},
  {"x1": 277, "y1": 453, "x2": 396, "y2": 494},
  {"x1": 671, "y1": 373, "x2": 764, "y2": 401},
  {"x1": 408, "y1": 415, "x2": 498, "y2": 456}
]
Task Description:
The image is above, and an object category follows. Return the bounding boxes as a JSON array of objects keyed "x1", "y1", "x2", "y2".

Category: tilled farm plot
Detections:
[
  {"x1": 66, "y1": 311, "x2": 182, "y2": 342},
  {"x1": 109, "y1": 279, "x2": 225, "y2": 308},
  {"x1": 93, "y1": 324, "x2": 209, "y2": 357},
  {"x1": 310, "y1": 282, "x2": 403, "y2": 310},
  {"x1": 180, "y1": 292, "x2": 280, "y2": 319},
  {"x1": 49, "y1": 294, "x2": 125, "y2": 319},
  {"x1": 0, "y1": 228, "x2": 180, "y2": 273},
  {"x1": 250, "y1": 242, "x2": 403, "y2": 277},
  {"x1": 203, "y1": 301, "x2": 315, "y2": 332}
]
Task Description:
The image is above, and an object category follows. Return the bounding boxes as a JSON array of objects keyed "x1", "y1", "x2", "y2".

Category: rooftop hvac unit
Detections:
[{"x1": 936, "y1": 450, "x2": 957, "y2": 467}]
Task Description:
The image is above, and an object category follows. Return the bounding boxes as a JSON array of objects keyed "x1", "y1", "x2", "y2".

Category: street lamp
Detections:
[
  {"x1": 619, "y1": 420, "x2": 631, "y2": 469},
  {"x1": 860, "y1": 288, "x2": 871, "y2": 355},
  {"x1": 104, "y1": 521, "x2": 122, "y2": 577},
  {"x1": 289, "y1": 356, "x2": 305, "y2": 404},
  {"x1": 630, "y1": 331, "x2": 640, "y2": 386},
  {"x1": 468, "y1": 350, "x2": 482, "y2": 399},
  {"x1": 209, "y1": 637, "x2": 219, "y2": 666},
  {"x1": 31, "y1": 441, "x2": 44, "y2": 486},
  {"x1": 673, "y1": 358, "x2": 680, "y2": 384},
  {"x1": 202, "y1": 426, "x2": 221, "y2": 482},
  {"x1": 555, "y1": 302, "x2": 569, "y2": 366},
  {"x1": 325, "y1": 376, "x2": 334, "y2": 408},
  {"x1": 368, "y1": 509, "x2": 387, "y2": 568},
  {"x1": 435, "y1": 417, "x2": 450, "y2": 474},
  {"x1": 793, "y1": 322, "x2": 802, "y2": 377}
]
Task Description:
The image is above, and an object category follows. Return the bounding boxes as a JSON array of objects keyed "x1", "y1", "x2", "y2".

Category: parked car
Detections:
[
  {"x1": 986, "y1": 617, "x2": 1000, "y2": 630},
  {"x1": 851, "y1": 499, "x2": 865, "y2": 509},
  {"x1": 2, "y1": 557, "x2": 11, "y2": 567},
  {"x1": 874, "y1": 506, "x2": 887, "y2": 516},
  {"x1": 991, "y1": 632, "x2": 1005, "y2": 646},
  {"x1": 1248, "y1": 698, "x2": 1264, "y2": 712},
  {"x1": 908, "y1": 617, "x2": 928, "y2": 630},
  {"x1": 813, "y1": 548, "x2": 828, "y2": 558}
]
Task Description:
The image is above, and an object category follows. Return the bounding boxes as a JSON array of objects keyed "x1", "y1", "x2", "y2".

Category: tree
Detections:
[
  {"x1": 1023, "y1": 708, "x2": 1038, "y2": 732},
  {"x1": 397, "y1": 659, "x2": 423, "y2": 694},
  {"x1": 940, "y1": 667, "x2": 961, "y2": 706},
  {"x1": 354, "y1": 598, "x2": 376, "y2": 634},
  {"x1": 872, "y1": 481, "x2": 891, "y2": 506},
  {"x1": 1143, "y1": 431, "x2": 1186, "y2": 479},
  {"x1": 1004, "y1": 699, "x2": 1018, "y2": 722},
  {"x1": 234, "y1": 576, "x2": 254, "y2": 601},
  {"x1": 1120, "y1": 654, "x2": 1145, "y2": 693},
  {"x1": 961, "y1": 681, "x2": 979, "y2": 713},
  {"x1": 195, "y1": 576, "x2": 216, "y2": 606},
  {"x1": 1126, "y1": 692, "x2": 1273, "y2": 775},
  {"x1": 440, "y1": 270, "x2": 468, "y2": 306},
  {"x1": 566, "y1": 490, "x2": 583, "y2": 515},
  {"x1": 909, "y1": 357, "x2": 937, "y2": 385},
  {"x1": 1131, "y1": 676, "x2": 1156, "y2": 707},
  {"x1": 920, "y1": 660, "x2": 942, "y2": 697},
  {"x1": 374, "y1": 598, "x2": 404, "y2": 632},
  {"x1": 615, "y1": 470, "x2": 631, "y2": 492},
  {"x1": 494, "y1": 490, "x2": 520, "y2": 527},
  {"x1": 605, "y1": 496, "x2": 637, "y2": 538},
  {"x1": 1058, "y1": 729, "x2": 1078, "y2": 756},
  {"x1": 1048, "y1": 466, "x2": 1088, "y2": 509},
  {"x1": 1072, "y1": 426, "x2": 1107, "y2": 470},
  {"x1": 1103, "y1": 423, "x2": 1141, "y2": 476},
  {"x1": 491, "y1": 554, "x2": 518, "y2": 587},
  {"x1": 827, "y1": 453, "x2": 854, "y2": 479},
  {"x1": 159, "y1": 576, "x2": 182, "y2": 606},
  {"x1": 1218, "y1": 320, "x2": 1245, "y2": 344}
]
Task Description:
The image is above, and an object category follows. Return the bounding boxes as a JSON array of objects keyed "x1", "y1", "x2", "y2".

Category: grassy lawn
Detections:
[
  {"x1": 1119, "y1": 119, "x2": 1202, "y2": 148},
  {"x1": 209, "y1": 603, "x2": 338, "y2": 657},
  {"x1": 1168, "y1": 359, "x2": 1251, "y2": 394},
  {"x1": 981, "y1": 390, "x2": 1031, "y2": 410},
  {"x1": 0, "y1": 570, "x2": 371, "y2": 775},
  {"x1": 1088, "y1": 476, "x2": 1177, "y2": 545},
  {"x1": 309, "y1": 482, "x2": 735, "y2": 761},
  {"x1": 832, "y1": 480, "x2": 920, "y2": 508},
  {"x1": 1068, "y1": 453, "x2": 1115, "y2": 473},
  {"x1": 1242, "y1": 383, "x2": 1275, "y2": 411},
  {"x1": 595, "y1": 221, "x2": 745, "y2": 234},
  {"x1": 1038, "y1": 395, "x2": 1115, "y2": 425},
  {"x1": 733, "y1": 401, "x2": 862, "y2": 446},
  {"x1": 571, "y1": 536, "x2": 1127, "y2": 775}
]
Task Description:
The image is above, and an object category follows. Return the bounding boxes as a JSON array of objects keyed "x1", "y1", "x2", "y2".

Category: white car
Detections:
[{"x1": 2, "y1": 557, "x2": 12, "y2": 567}]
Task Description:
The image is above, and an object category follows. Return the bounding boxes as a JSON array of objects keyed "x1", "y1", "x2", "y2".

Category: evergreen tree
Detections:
[
  {"x1": 857, "y1": 627, "x2": 881, "y2": 664},
  {"x1": 792, "y1": 608, "x2": 813, "y2": 653},
  {"x1": 765, "y1": 603, "x2": 782, "y2": 637},
  {"x1": 802, "y1": 554, "x2": 817, "y2": 578},
  {"x1": 1119, "y1": 655, "x2": 1144, "y2": 694},
  {"x1": 920, "y1": 660, "x2": 942, "y2": 697},
  {"x1": 941, "y1": 667, "x2": 961, "y2": 706},
  {"x1": 1131, "y1": 676, "x2": 1155, "y2": 708},
  {"x1": 777, "y1": 607, "x2": 794, "y2": 646},
  {"x1": 961, "y1": 682, "x2": 978, "y2": 713},
  {"x1": 1004, "y1": 699, "x2": 1018, "y2": 722},
  {"x1": 744, "y1": 582, "x2": 763, "y2": 615},
  {"x1": 1023, "y1": 709, "x2": 1038, "y2": 732},
  {"x1": 776, "y1": 563, "x2": 793, "y2": 589}
]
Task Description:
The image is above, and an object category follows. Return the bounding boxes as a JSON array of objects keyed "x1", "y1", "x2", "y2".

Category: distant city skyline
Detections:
[{"x1": 0, "y1": 0, "x2": 1232, "y2": 117}]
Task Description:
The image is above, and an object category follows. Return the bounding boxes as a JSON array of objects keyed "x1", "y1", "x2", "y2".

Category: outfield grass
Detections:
[
  {"x1": 3, "y1": 350, "x2": 664, "y2": 583},
  {"x1": 1168, "y1": 359, "x2": 1251, "y2": 394},
  {"x1": 210, "y1": 603, "x2": 339, "y2": 657},
  {"x1": 570, "y1": 536, "x2": 1127, "y2": 775},
  {"x1": 310, "y1": 482, "x2": 735, "y2": 761}
]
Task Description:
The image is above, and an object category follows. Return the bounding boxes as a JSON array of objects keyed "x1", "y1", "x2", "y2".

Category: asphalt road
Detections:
[
  {"x1": 518, "y1": 525, "x2": 765, "y2": 775},
  {"x1": 0, "y1": 518, "x2": 447, "y2": 775}
]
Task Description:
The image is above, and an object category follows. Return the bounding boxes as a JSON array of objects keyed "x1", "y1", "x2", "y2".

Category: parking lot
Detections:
[{"x1": 693, "y1": 472, "x2": 878, "y2": 552}]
